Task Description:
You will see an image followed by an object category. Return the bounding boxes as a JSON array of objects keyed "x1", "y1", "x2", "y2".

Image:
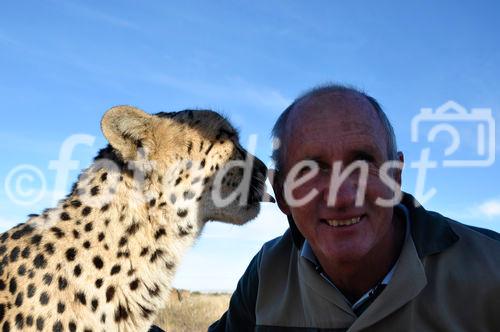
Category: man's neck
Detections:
[{"x1": 317, "y1": 213, "x2": 406, "y2": 304}]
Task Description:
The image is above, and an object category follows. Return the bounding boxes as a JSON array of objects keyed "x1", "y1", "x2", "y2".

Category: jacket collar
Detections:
[
  {"x1": 287, "y1": 192, "x2": 459, "y2": 259},
  {"x1": 401, "y1": 192, "x2": 459, "y2": 258}
]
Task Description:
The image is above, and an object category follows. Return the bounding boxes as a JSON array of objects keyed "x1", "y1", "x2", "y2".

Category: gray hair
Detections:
[{"x1": 271, "y1": 84, "x2": 398, "y2": 175}]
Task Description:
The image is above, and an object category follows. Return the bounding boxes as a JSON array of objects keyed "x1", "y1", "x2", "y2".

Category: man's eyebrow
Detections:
[
  {"x1": 351, "y1": 147, "x2": 375, "y2": 154},
  {"x1": 351, "y1": 149, "x2": 376, "y2": 159},
  {"x1": 349, "y1": 146, "x2": 383, "y2": 159},
  {"x1": 299, "y1": 156, "x2": 330, "y2": 166},
  {"x1": 300, "y1": 155, "x2": 322, "y2": 162}
]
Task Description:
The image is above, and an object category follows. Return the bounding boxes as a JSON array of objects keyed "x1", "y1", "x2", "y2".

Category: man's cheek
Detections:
[
  {"x1": 366, "y1": 178, "x2": 393, "y2": 199},
  {"x1": 292, "y1": 185, "x2": 317, "y2": 204},
  {"x1": 284, "y1": 175, "x2": 322, "y2": 207}
]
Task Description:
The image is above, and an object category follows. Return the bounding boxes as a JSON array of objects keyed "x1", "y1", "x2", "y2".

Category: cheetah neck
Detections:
[{"x1": 30, "y1": 163, "x2": 204, "y2": 330}]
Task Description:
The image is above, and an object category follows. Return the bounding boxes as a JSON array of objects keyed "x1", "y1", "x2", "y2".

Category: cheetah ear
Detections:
[{"x1": 101, "y1": 105, "x2": 154, "y2": 159}]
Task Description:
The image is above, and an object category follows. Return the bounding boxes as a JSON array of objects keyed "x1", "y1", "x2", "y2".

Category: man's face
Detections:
[{"x1": 276, "y1": 92, "x2": 403, "y2": 265}]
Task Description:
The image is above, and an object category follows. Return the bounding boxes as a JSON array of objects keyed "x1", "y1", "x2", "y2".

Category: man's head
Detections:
[
  {"x1": 270, "y1": 84, "x2": 404, "y2": 265},
  {"x1": 271, "y1": 84, "x2": 398, "y2": 175}
]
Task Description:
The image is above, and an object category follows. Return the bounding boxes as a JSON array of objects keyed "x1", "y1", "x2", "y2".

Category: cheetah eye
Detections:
[{"x1": 219, "y1": 128, "x2": 238, "y2": 139}]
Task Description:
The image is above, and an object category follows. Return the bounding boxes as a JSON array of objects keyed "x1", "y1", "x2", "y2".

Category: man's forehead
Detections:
[
  {"x1": 281, "y1": 90, "x2": 390, "y2": 162},
  {"x1": 293, "y1": 118, "x2": 375, "y2": 137},
  {"x1": 288, "y1": 92, "x2": 380, "y2": 132}
]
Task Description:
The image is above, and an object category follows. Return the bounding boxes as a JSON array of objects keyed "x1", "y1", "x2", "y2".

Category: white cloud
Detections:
[
  {"x1": 478, "y1": 199, "x2": 500, "y2": 218},
  {"x1": 232, "y1": 77, "x2": 291, "y2": 110},
  {"x1": 149, "y1": 74, "x2": 291, "y2": 112},
  {"x1": 439, "y1": 198, "x2": 500, "y2": 232},
  {"x1": 440, "y1": 197, "x2": 500, "y2": 220}
]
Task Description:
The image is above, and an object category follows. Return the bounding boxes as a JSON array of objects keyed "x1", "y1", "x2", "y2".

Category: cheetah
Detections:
[{"x1": 0, "y1": 106, "x2": 270, "y2": 331}]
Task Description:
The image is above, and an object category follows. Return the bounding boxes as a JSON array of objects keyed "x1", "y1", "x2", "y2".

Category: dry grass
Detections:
[{"x1": 154, "y1": 290, "x2": 231, "y2": 332}]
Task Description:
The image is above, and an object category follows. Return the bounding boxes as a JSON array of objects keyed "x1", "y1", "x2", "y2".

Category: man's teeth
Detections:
[{"x1": 325, "y1": 217, "x2": 361, "y2": 227}]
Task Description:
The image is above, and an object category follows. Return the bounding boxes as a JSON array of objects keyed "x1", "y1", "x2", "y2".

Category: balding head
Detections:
[{"x1": 271, "y1": 84, "x2": 397, "y2": 176}]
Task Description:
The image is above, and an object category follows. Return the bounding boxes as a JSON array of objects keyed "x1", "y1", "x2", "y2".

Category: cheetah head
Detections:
[{"x1": 100, "y1": 105, "x2": 270, "y2": 228}]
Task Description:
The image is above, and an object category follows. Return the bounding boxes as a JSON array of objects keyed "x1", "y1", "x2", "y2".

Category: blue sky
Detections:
[{"x1": 1, "y1": 0, "x2": 499, "y2": 291}]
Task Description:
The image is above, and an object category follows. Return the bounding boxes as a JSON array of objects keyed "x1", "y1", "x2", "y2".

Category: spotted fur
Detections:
[{"x1": 0, "y1": 106, "x2": 268, "y2": 331}]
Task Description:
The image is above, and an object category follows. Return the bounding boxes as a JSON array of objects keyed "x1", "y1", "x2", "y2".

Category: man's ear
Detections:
[
  {"x1": 268, "y1": 169, "x2": 291, "y2": 215},
  {"x1": 101, "y1": 105, "x2": 154, "y2": 160}
]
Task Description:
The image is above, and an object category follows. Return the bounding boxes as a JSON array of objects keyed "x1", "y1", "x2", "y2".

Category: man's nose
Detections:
[{"x1": 323, "y1": 175, "x2": 359, "y2": 209}]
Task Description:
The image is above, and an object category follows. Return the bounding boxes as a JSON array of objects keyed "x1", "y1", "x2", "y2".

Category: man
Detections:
[{"x1": 208, "y1": 84, "x2": 500, "y2": 331}]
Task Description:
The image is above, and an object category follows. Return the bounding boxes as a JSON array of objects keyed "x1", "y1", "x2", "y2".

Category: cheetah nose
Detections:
[{"x1": 262, "y1": 192, "x2": 276, "y2": 203}]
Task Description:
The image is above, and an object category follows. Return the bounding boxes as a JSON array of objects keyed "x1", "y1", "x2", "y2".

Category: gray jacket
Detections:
[{"x1": 209, "y1": 193, "x2": 500, "y2": 331}]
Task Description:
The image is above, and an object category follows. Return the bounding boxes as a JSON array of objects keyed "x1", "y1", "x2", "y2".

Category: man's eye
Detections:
[
  {"x1": 317, "y1": 162, "x2": 330, "y2": 172},
  {"x1": 297, "y1": 165, "x2": 313, "y2": 175},
  {"x1": 296, "y1": 160, "x2": 326, "y2": 176}
]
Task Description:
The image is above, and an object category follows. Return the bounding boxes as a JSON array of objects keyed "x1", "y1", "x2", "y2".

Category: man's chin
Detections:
[
  {"x1": 321, "y1": 249, "x2": 367, "y2": 265},
  {"x1": 315, "y1": 237, "x2": 372, "y2": 265}
]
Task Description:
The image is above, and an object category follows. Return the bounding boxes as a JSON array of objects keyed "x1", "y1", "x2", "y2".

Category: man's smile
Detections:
[{"x1": 321, "y1": 215, "x2": 365, "y2": 227}]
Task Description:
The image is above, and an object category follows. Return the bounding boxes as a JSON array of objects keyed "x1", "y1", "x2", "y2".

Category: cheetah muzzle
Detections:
[{"x1": 0, "y1": 106, "x2": 272, "y2": 331}]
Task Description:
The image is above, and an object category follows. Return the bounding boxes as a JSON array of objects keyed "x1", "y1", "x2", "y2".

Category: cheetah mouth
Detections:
[
  {"x1": 248, "y1": 177, "x2": 275, "y2": 204},
  {"x1": 261, "y1": 192, "x2": 275, "y2": 203},
  {"x1": 248, "y1": 191, "x2": 275, "y2": 204}
]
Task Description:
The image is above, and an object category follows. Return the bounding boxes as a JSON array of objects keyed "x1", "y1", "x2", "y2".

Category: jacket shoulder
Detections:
[
  {"x1": 261, "y1": 229, "x2": 295, "y2": 253},
  {"x1": 427, "y1": 213, "x2": 500, "y2": 284},
  {"x1": 447, "y1": 217, "x2": 500, "y2": 251},
  {"x1": 422, "y1": 208, "x2": 500, "y2": 262}
]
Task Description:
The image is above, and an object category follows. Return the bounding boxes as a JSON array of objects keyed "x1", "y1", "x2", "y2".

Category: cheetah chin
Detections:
[{"x1": 0, "y1": 106, "x2": 272, "y2": 331}]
